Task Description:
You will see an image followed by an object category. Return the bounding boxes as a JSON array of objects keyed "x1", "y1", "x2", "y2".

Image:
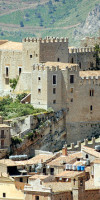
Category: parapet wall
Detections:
[
  {"x1": 68, "y1": 137, "x2": 100, "y2": 151},
  {"x1": 69, "y1": 47, "x2": 95, "y2": 53},
  {"x1": 79, "y1": 76, "x2": 100, "y2": 85},
  {"x1": 32, "y1": 64, "x2": 78, "y2": 72},
  {"x1": 23, "y1": 37, "x2": 68, "y2": 44}
]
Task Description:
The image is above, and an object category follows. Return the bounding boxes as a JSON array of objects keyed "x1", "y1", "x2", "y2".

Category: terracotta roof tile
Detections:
[
  {"x1": 82, "y1": 146, "x2": 100, "y2": 158},
  {"x1": 47, "y1": 152, "x2": 83, "y2": 166}
]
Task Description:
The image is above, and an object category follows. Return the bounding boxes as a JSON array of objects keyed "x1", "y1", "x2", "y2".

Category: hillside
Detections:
[{"x1": 0, "y1": 0, "x2": 99, "y2": 45}]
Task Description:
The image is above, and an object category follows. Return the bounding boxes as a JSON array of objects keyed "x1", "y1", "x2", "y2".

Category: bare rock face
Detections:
[{"x1": 73, "y1": 4, "x2": 100, "y2": 39}]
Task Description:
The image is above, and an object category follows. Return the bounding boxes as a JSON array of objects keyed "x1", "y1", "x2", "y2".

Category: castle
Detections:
[
  {"x1": 0, "y1": 36, "x2": 97, "y2": 95},
  {"x1": 0, "y1": 36, "x2": 100, "y2": 144}
]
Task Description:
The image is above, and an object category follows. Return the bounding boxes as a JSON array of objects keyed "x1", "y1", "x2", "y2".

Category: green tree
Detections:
[{"x1": 9, "y1": 78, "x2": 19, "y2": 90}]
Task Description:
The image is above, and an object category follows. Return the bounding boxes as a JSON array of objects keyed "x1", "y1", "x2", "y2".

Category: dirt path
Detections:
[
  {"x1": 0, "y1": 22, "x2": 80, "y2": 32},
  {"x1": 0, "y1": 0, "x2": 50, "y2": 17}
]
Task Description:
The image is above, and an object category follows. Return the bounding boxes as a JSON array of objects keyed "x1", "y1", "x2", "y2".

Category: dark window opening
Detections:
[
  {"x1": 70, "y1": 75, "x2": 74, "y2": 84},
  {"x1": 35, "y1": 196, "x2": 39, "y2": 200},
  {"x1": 38, "y1": 77, "x2": 41, "y2": 81},
  {"x1": 3, "y1": 193, "x2": 6, "y2": 198},
  {"x1": 19, "y1": 68, "x2": 22, "y2": 75},
  {"x1": 53, "y1": 88, "x2": 56, "y2": 94},
  {"x1": 79, "y1": 62, "x2": 81, "y2": 69},
  {"x1": 36, "y1": 54, "x2": 38, "y2": 57},
  {"x1": 6, "y1": 67, "x2": 8, "y2": 76},
  {"x1": 53, "y1": 100, "x2": 56, "y2": 104},
  {"x1": 73, "y1": 178, "x2": 76, "y2": 185},
  {"x1": 80, "y1": 179, "x2": 83, "y2": 186},
  {"x1": 57, "y1": 58, "x2": 60, "y2": 62},
  {"x1": 38, "y1": 89, "x2": 41, "y2": 94},
  {"x1": 20, "y1": 177, "x2": 23, "y2": 182},
  {"x1": 50, "y1": 168, "x2": 54, "y2": 175},
  {"x1": 43, "y1": 168, "x2": 46, "y2": 175},
  {"x1": 86, "y1": 154, "x2": 88, "y2": 158},
  {"x1": 1, "y1": 130, "x2": 4, "y2": 138},
  {"x1": 90, "y1": 105, "x2": 93, "y2": 111},
  {"x1": 71, "y1": 98, "x2": 73, "y2": 102},
  {"x1": 53, "y1": 75, "x2": 57, "y2": 85},
  {"x1": 30, "y1": 55, "x2": 32, "y2": 58},
  {"x1": 90, "y1": 89, "x2": 94, "y2": 96},
  {"x1": 71, "y1": 58, "x2": 74, "y2": 63}
]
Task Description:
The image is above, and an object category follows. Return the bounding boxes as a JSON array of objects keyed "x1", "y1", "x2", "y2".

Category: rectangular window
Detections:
[
  {"x1": 38, "y1": 89, "x2": 41, "y2": 94},
  {"x1": 70, "y1": 88, "x2": 73, "y2": 93},
  {"x1": 3, "y1": 193, "x2": 6, "y2": 198},
  {"x1": 53, "y1": 100, "x2": 56, "y2": 104},
  {"x1": 35, "y1": 196, "x2": 39, "y2": 200},
  {"x1": 90, "y1": 89, "x2": 94, "y2": 96},
  {"x1": 53, "y1": 88, "x2": 56, "y2": 94},
  {"x1": 70, "y1": 75, "x2": 74, "y2": 84},
  {"x1": 90, "y1": 105, "x2": 93, "y2": 111},
  {"x1": 38, "y1": 77, "x2": 41, "y2": 81},
  {"x1": 53, "y1": 75, "x2": 57, "y2": 85},
  {"x1": 71, "y1": 98, "x2": 73, "y2": 102},
  {"x1": 1, "y1": 130, "x2": 4, "y2": 138},
  {"x1": 30, "y1": 55, "x2": 32, "y2": 58},
  {"x1": 6, "y1": 67, "x2": 9, "y2": 77},
  {"x1": 19, "y1": 68, "x2": 22, "y2": 75},
  {"x1": 20, "y1": 178, "x2": 23, "y2": 182}
]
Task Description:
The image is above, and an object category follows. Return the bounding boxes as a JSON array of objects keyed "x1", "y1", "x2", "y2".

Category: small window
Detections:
[
  {"x1": 1, "y1": 130, "x2": 4, "y2": 138},
  {"x1": 86, "y1": 154, "x2": 88, "y2": 158},
  {"x1": 79, "y1": 62, "x2": 81, "y2": 69},
  {"x1": 70, "y1": 75, "x2": 74, "y2": 84},
  {"x1": 53, "y1": 75, "x2": 57, "y2": 85},
  {"x1": 70, "y1": 88, "x2": 73, "y2": 93},
  {"x1": 90, "y1": 89, "x2": 94, "y2": 96},
  {"x1": 80, "y1": 179, "x2": 83, "y2": 186},
  {"x1": 30, "y1": 55, "x2": 32, "y2": 58},
  {"x1": 36, "y1": 54, "x2": 38, "y2": 57},
  {"x1": 3, "y1": 193, "x2": 6, "y2": 197},
  {"x1": 71, "y1": 58, "x2": 74, "y2": 63},
  {"x1": 6, "y1": 67, "x2": 9, "y2": 76},
  {"x1": 38, "y1": 89, "x2": 41, "y2": 94},
  {"x1": 90, "y1": 105, "x2": 93, "y2": 111},
  {"x1": 71, "y1": 98, "x2": 73, "y2": 102},
  {"x1": 53, "y1": 100, "x2": 56, "y2": 104},
  {"x1": 35, "y1": 196, "x2": 39, "y2": 200},
  {"x1": 19, "y1": 68, "x2": 22, "y2": 75},
  {"x1": 38, "y1": 77, "x2": 41, "y2": 81},
  {"x1": 20, "y1": 178, "x2": 23, "y2": 182},
  {"x1": 57, "y1": 58, "x2": 60, "y2": 62},
  {"x1": 53, "y1": 88, "x2": 56, "y2": 94}
]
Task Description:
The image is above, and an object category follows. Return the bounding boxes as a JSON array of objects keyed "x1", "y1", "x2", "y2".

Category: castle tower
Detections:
[{"x1": 22, "y1": 37, "x2": 69, "y2": 72}]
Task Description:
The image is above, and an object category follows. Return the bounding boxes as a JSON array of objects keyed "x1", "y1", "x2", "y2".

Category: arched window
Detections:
[{"x1": 57, "y1": 58, "x2": 60, "y2": 62}]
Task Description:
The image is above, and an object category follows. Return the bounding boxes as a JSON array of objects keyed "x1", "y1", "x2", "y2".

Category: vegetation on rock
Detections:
[{"x1": 0, "y1": 95, "x2": 45, "y2": 119}]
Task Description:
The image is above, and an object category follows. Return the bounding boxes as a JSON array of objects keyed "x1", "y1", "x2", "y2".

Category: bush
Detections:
[
  {"x1": 27, "y1": 132, "x2": 33, "y2": 140},
  {"x1": 20, "y1": 21, "x2": 24, "y2": 27}
]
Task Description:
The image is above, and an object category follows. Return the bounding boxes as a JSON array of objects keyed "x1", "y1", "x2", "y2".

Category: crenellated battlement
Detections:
[
  {"x1": 79, "y1": 76, "x2": 100, "y2": 85},
  {"x1": 69, "y1": 47, "x2": 95, "y2": 54},
  {"x1": 32, "y1": 64, "x2": 61, "y2": 71},
  {"x1": 23, "y1": 36, "x2": 68, "y2": 44},
  {"x1": 32, "y1": 63, "x2": 78, "y2": 72}
]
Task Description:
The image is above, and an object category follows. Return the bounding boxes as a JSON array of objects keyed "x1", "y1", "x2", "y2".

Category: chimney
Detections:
[{"x1": 62, "y1": 143, "x2": 67, "y2": 156}]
